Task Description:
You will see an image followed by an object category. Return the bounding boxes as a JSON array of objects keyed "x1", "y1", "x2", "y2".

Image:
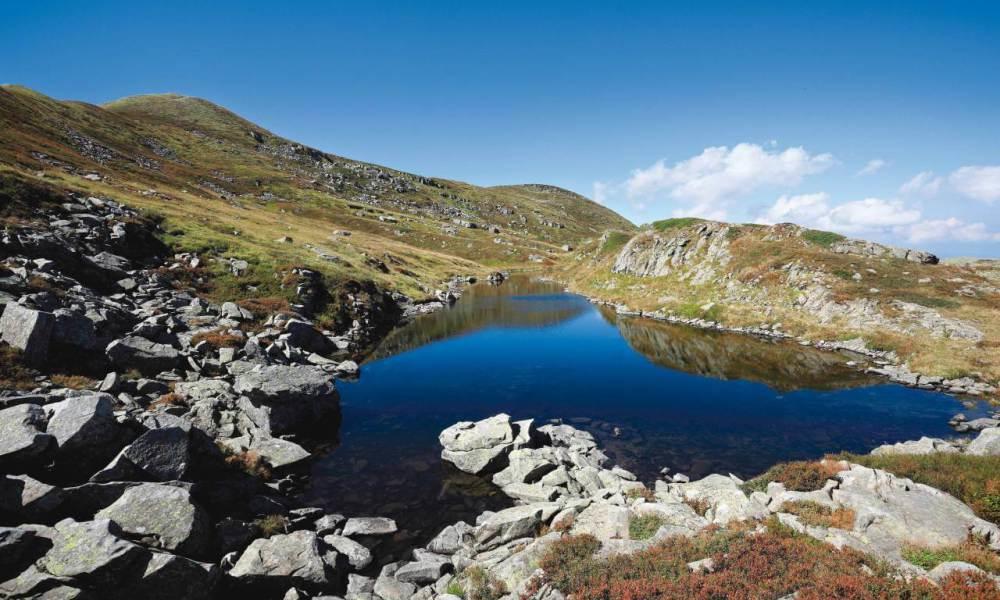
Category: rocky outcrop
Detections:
[
  {"x1": 612, "y1": 223, "x2": 732, "y2": 283},
  {"x1": 830, "y1": 238, "x2": 939, "y2": 264}
]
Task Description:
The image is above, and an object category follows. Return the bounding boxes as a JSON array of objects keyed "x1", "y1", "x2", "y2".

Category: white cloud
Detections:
[
  {"x1": 902, "y1": 218, "x2": 1000, "y2": 243},
  {"x1": 592, "y1": 181, "x2": 609, "y2": 205},
  {"x1": 818, "y1": 198, "x2": 921, "y2": 232},
  {"x1": 756, "y1": 192, "x2": 830, "y2": 225},
  {"x1": 857, "y1": 159, "x2": 887, "y2": 176},
  {"x1": 950, "y1": 165, "x2": 1000, "y2": 204},
  {"x1": 899, "y1": 171, "x2": 943, "y2": 197},
  {"x1": 625, "y1": 143, "x2": 835, "y2": 219}
]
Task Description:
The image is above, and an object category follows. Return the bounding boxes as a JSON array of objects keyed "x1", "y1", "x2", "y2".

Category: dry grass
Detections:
[
  {"x1": 780, "y1": 500, "x2": 856, "y2": 530},
  {"x1": 49, "y1": 373, "x2": 97, "y2": 390},
  {"x1": 255, "y1": 514, "x2": 289, "y2": 538},
  {"x1": 190, "y1": 327, "x2": 244, "y2": 350},
  {"x1": 149, "y1": 392, "x2": 186, "y2": 409},
  {"x1": 237, "y1": 296, "x2": 292, "y2": 319},
  {"x1": 742, "y1": 460, "x2": 844, "y2": 494},
  {"x1": 625, "y1": 487, "x2": 656, "y2": 502},
  {"x1": 223, "y1": 448, "x2": 272, "y2": 481},
  {"x1": 0, "y1": 345, "x2": 38, "y2": 389}
]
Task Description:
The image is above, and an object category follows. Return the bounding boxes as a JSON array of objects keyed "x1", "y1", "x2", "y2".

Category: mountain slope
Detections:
[
  {"x1": 556, "y1": 218, "x2": 1000, "y2": 385},
  {"x1": 0, "y1": 85, "x2": 634, "y2": 304}
]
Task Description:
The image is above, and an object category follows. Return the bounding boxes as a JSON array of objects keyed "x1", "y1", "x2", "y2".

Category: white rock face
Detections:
[
  {"x1": 871, "y1": 436, "x2": 960, "y2": 456},
  {"x1": 968, "y1": 427, "x2": 1000, "y2": 456}
]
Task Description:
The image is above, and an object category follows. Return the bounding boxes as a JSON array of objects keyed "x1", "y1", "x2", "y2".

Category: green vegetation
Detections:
[
  {"x1": 834, "y1": 453, "x2": 1000, "y2": 524},
  {"x1": 895, "y1": 292, "x2": 961, "y2": 309},
  {"x1": 902, "y1": 540, "x2": 1000, "y2": 575},
  {"x1": 651, "y1": 217, "x2": 705, "y2": 232},
  {"x1": 801, "y1": 228, "x2": 846, "y2": 247},
  {"x1": 444, "y1": 580, "x2": 465, "y2": 598},
  {"x1": 600, "y1": 231, "x2": 633, "y2": 255},
  {"x1": 629, "y1": 514, "x2": 666, "y2": 540}
]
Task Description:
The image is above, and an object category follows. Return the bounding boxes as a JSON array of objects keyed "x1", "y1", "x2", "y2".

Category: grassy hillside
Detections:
[
  {"x1": 0, "y1": 85, "x2": 634, "y2": 303},
  {"x1": 555, "y1": 220, "x2": 1000, "y2": 386}
]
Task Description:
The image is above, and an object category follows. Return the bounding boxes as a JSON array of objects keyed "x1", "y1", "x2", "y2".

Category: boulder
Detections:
[
  {"x1": 106, "y1": 336, "x2": 181, "y2": 375},
  {"x1": 870, "y1": 436, "x2": 960, "y2": 456},
  {"x1": 373, "y1": 562, "x2": 417, "y2": 600},
  {"x1": 832, "y1": 464, "x2": 1000, "y2": 556},
  {"x1": 0, "y1": 404, "x2": 54, "y2": 468},
  {"x1": 342, "y1": 517, "x2": 397, "y2": 537},
  {"x1": 229, "y1": 530, "x2": 333, "y2": 593},
  {"x1": 570, "y1": 503, "x2": 630, "y2": 540},
  {"x1": 45, "y1": 394, "x2": 124, "y2": 466},
  {"x1": 669, "y1": 474, "x2": 769, "y2": 525},
  {"x1": 426, "y1": 522, "x2": 473, "y2": 555},
  {"x1": 234, "y1": 365, "x2": 339, "y2": 435},
  {"x1": 34, "y1": 518, "x2": 147, "y2": 585},
  {"x1": 967, "y1": 427, "x2": 1000, "y2": 456},
  {"x1": 323, "y1": 535, "x2": 372, "y2": 570},
  {"x1": 92, "y1": 426, "x2": 221, "y2": 483},
  {"x1": 439, "y1": 414, "x2": 523, "y2": 475},
  {"x1": 52, "y1": 309, "x2": 98, "y2": 351},
  {"x1": 0, "y1": 474, "x2": 66, "y2": 523},
  {"x1": 926, "y1": 561, "x2": 986, "y2": 584},
  {"x1": 95, "y1": 483, "x2": 212, "y2": 559},
  {"x1": 0, "y1": 526, "x2": 51, "y2": 581},
  {"x1": 283, "y1": 320, "x2": 332, "y2": 354},
  {"x1": 0, "y1": 303, "x2": 54, "y2": 366},
  {"x1": 394, "y1": 555, "x2": 450, "y2": 585},
  {"x1": 475, "y1": 505, "x2": 545, "y2": 550},
  {"x1": 115, "y1": 550, "x2": 219, "y2": 600}
]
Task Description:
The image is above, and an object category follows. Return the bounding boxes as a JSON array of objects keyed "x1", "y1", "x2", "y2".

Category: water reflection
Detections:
[
  {"x1": 605, "y1": 308, "x2": 875, "y2": 392},
  {"x1": 370, "y1": 278, "x2": 587, "y2": 361}
]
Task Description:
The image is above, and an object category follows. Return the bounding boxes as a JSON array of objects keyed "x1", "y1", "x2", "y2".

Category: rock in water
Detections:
[{"x1": 0, "y1": 304, "x2": 54, "y2": 366}]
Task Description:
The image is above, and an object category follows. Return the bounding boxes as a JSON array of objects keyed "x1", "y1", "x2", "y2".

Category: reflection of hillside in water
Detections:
[
  {"x1": 369, "y1": 277, "x2": 587, "y2": 361},
  {"x1": 604, "y1": 307, "x2": 876, "y2": 392}
]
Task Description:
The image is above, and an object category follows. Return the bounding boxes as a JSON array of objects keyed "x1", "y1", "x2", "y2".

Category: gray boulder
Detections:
[
  {"x1": 439, "y1": 413, "x2": 523, "y2": 475},
  {"x1": 115, "y1": 551, "x2": 219, "y2": 600},
  {"x1": 106, "y1": 336, "x2": 181, "y2": 375},
  {"x1": 475, "y1": 505, "x2": 545, "y2": 550},
  {"x1": 0, "y1": 404, "x2": 54, "y2": 468},
  {"x1": 34, "y1": 518, "x2": 146, "y2": 585},
  {"x1": 52, "y1": 309, "x2": 98, "y2": 351},
  {"x1": 870, "y1": 436, "x2": 960, "y2": 456},
  {"x1": 91, "y1": 426, "x2": 207, "y2": 483},
  {"x1": 342, "y1": 517, "x2": 397, "y2": 537},
  {"x1": 234, "y1": 365, "x2": 339, "y2": 435},
  {"x1": 45, "y1": 394, "x2": 123, "y2": 464},
  {"x1": 967, "y1": 427, "x2": 1000, "y2": 456},
  {"x1": 393, "y1": 555, "x2": 450, "y2": 585},
  {"x1": 323, "y1": 535, "x2": 372, "y2": 570},
  {"x1": 229, "y1": 530, "x2": 334, "y2": 592},
  {"x1": 0, "y1": 304, "x2": 54, "y2": 366},
  {"x1": 373, "y1": 562, "x2": 417, "y2": 600},
  {"x1": 95, "y1": 483, "x2": 212, "y2": 559}
]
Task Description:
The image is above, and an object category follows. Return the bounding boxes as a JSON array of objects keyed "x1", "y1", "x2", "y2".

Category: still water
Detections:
[{"x1": 303, "y1": 276, "x2": 982, "y2": 542}]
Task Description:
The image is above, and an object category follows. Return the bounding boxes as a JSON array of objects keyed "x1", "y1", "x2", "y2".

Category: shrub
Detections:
[
  {"x1": 0, "y1": 345, "x2": 38, "y2": 389},
  {"x1": 532, "y1": 528, "x2": 951, "y2": 600},
  {"x1": 629, "y1": 514, "x2": 666, "y2": 540},
  {"x1": 462, "y1": 566, "x2": 507, "y2": 600},
  {"x1": 625, "y1": 487, "x2": 656, "y2": 502},
  {"x1": 223, "y1": 448, "x2": 272, "y2": 481},
  {"x1": 742, "y1": 460, "x2": 842, "y2": 494},
  {"x1": 802, "y1": 229, "x2": 846, "y2": 247},
  {"x1": 237, "y1": 296, "x2": 292, "y2": 319},
  {"x1": 255, "y1": 514, "x2": 289, "y2": 538},
  {"x1": 149, "y1": 392, "x2": 186, "y2": 409},
  {"x1": 683, "y1": 497, "x2": 711, "y2": 516},
  {"x1": 834, "y1": 453, "x2": 1000, "y2": 524},
  {"x1": 780, "y1": 500, "x2": 855, "y2": 530},
  {"x1": 444, "y1": 580, "x2": 465, "y2": 598}
]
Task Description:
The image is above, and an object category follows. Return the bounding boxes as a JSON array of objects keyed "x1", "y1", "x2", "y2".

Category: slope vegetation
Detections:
[
  {"x1": 0, "y1": 85, "x2": 633, "y2": 303},
  {"x1": 555, "y1": 218, "x2": 1000, "y2": 386}
]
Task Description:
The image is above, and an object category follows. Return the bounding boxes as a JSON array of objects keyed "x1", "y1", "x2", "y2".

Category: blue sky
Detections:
[{"x1": 3, "y1": 1, "x2": 999, "y2": 256}]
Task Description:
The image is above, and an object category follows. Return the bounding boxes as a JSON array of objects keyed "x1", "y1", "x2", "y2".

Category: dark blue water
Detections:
[{"x1": 303, "y1": 276, "x2": 984, "y2": 542}]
